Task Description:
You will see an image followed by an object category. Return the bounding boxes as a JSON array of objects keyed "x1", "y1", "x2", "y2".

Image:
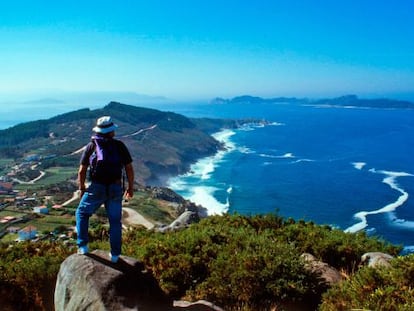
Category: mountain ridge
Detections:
[{"x1": 0, "y1": 102, "x2": 258, "y2": 185}]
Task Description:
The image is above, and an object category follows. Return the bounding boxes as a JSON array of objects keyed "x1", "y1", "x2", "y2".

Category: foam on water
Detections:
[
  {"x1": 238, "y1": 146, "x2": 254, "y2": 154},
  {"x1": 190, "y1": 157, "x2": 217, "y2": 180},
  {"x1": 259, "y1": 152, "x2": 295, "y2": 159},
  {"x1": 212, "y1": 129, "x2": 236, "y2": 143},
  {"x1": 168, "y1": 129, "x2": 237, "y2": 215},
  {"x1": 280, "y1": 152, "x2": 295, "y2": 158},
  {"x1": 259, "y1": 153, "x2": 279, "y2": 159},
  {"x1": 270, "y1": 121, "x2": 285, "y2": 126},
  {"x1": 188, "y1": 186, "x2": 230, "y2": 215},
  {"x1": 345, "y1": 166, "x2": 413, "y2": 233},
  {"x1": 291, "y1": 159, "x2": 314, "y2": 164},
  {"x1": 352, "y1": 162, "x2": 366, "y2": 170},
  {"x1": 259, "y1": 151, "x2": 314, "y2": 164}
]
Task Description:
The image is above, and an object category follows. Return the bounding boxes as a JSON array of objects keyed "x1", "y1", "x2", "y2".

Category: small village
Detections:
[{"x1": 0, "y1": 154, "x2": 78, "y2": 244}]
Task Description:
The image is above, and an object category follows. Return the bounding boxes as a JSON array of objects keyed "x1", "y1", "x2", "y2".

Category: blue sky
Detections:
[{"x1": 1, "y1": 0, "x2": 414, "y2": 101}]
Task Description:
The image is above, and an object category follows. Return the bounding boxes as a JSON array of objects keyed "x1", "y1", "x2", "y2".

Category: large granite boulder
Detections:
[
  {"x1": 301, "y1": 253, "x2": 343, "y2": 286},
  {"x1": 55, "y1": 250, "x2": 222, "y2": 311},
  {"x1": 361, "y1": 252, "x2": 394, "y2": 268}
]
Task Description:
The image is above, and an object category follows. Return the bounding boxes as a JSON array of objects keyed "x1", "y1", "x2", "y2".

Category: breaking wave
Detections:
[{"x1": 345, "y1": 166, "x2": 413, "y2": 233}]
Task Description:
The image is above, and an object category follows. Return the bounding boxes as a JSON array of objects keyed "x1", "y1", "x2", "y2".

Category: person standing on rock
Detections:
[{"x1": 76, "y1": 116, "x2": 134, "y2": 263}]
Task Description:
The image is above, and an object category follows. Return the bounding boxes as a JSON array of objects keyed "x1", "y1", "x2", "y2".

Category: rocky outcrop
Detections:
[
  {"x1": 301, "y1": 253, "x2": 343, "y2": 286},
  {"x1": 173, "y1": 300, "x2": 223, "y2": 310},
  {"x1": 361, "y1": 252, "x2": 394, "y2": 268},
  {"x1": 147, "y1": 186, "x2": 208, "y2": 218},
  {"x1": 55, "y1": 250, "x2": 222, "y2": 311},
  {"x1": 157, "y1": 211, "x2": 199, "y2": 232},
  {"x1": 148, "y1": 186, "x2": 186, "y2": 204},
  {"x1": 142, "y1": 185, "x2": 209, "y2": 231}
]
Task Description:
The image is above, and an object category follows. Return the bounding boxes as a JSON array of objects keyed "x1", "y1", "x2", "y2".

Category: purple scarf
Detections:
[{"x1": 91, "y1": 135, "x2": 111, "y2": 160}]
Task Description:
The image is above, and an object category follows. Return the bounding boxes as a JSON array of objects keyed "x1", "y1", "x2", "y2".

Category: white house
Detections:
[{"x1": 7, "y1": 226, "x2": 20, "y2": 233}]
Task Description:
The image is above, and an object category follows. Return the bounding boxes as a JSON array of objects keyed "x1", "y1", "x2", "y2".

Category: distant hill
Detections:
[
  {"x1": 211, "y1": 95, "x2": 307, "y2": 105},
  {"x1": 0, "y1": 91, "x2": 170, "y2": 107},
  {"x1": 312, "y1": 95, "x2": 414, "y2": 109},
  {"x1": 0, "y1": 102, "x2": 246, "y2": 185},
  {"x1": 211, "y1": 94, "x2": 414, "y2": 109}
]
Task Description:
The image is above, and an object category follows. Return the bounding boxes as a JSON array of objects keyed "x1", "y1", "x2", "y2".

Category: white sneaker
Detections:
[
  {"x1": 109, "y1": 253, "x2": 119, "y2": 263},
  {"x1": 77, "y1": 246, "x2": 89, "y2": 254}
]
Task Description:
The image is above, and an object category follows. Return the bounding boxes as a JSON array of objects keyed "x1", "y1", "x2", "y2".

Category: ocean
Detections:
[
  {"x1": 1, "y1": 101, "x2": 414, "y2": 252},
  {"x1": 166, "y1": 102, "x2": 414, "y2": 253}
]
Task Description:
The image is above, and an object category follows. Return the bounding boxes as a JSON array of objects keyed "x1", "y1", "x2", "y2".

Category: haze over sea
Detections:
[{"x1": 1, "y1": 100, "x2": 413, "y2": 253}]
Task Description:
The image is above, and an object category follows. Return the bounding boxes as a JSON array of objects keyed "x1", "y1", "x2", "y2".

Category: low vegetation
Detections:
[
  {"x1": 319, "y1": 254, "x2": 414, "y2": 310},
  {"x1": 95, "y1": 214, "x2": 400, "y2": 310},
  {"x1": 0, "y1": 242, "x2": 73, "y2": 310},
  {"x1": 1, "y1": 213, "x2": 411, "y2": 310}
]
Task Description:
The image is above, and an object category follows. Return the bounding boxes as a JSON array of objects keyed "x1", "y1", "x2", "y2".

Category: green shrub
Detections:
[
  {"x1": 277, "y1": 220, "x2": 400, "y2": 272},
  {"x1": 0, "y1": 242, "x2": 73, "y2": 310},
  {"x1": 319, "y1": 254, "x2": 414, "y2": 311},
  {"x1": 122, "y1": 214, "x2": 398, "y2": 310},
  {"x1": 0, "y1": 213, "x2": 404, "y2": 311}
]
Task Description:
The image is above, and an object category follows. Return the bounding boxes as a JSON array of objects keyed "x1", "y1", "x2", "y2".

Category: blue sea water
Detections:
[{"x1": 167, "y1": 103, "x2": 414, "y2": 252}]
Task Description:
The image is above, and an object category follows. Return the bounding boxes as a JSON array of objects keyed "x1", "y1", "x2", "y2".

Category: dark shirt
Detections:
[{"x1": 80, "y1": 138, "x2": 133, "y2": 184}]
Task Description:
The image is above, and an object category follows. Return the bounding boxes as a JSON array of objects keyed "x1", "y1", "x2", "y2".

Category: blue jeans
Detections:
[{"x1": 76, "y1": 182, "x2": 123, "y2": 256}]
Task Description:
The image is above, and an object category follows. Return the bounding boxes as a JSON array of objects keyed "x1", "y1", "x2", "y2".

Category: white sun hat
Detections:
[{"x1": 92, "y1": 116, "x2": 118, "y2": 134}]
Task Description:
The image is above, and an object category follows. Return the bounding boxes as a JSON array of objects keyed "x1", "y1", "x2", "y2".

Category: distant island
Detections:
[
  {"x1": 211, "y1": 94, "x2": 414, "y2": 109},
  {"x1": 312, "y1": 94, "x2": 414, "y2": 109},
  {"x1": 211, "y1": 95, "x2": 308, "y2": 105}
]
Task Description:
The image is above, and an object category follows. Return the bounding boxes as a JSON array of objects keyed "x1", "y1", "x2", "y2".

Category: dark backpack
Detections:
[{"x1": 89, "y1": 138, "x2": 123, "y2": 184}]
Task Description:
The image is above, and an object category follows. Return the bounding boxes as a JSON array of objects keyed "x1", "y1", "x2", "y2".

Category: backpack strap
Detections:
[{"x1": 88, "y1": 136, "x2": 123, "y2": 184}]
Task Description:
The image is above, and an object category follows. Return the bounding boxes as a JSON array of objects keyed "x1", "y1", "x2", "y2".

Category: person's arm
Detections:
[
  {"x1": 78, "y1": 164, "x2": 88, "y2": 198},
  {"x1": 124, "y1": 162, "x2": 134, "y2": 199}
]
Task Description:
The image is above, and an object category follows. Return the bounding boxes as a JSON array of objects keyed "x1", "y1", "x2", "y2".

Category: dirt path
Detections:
[
  {"x1": 70, "y1": 124, "x2": 157, "y2": 155},
  {"x1": 121, "y1": 124, "x2": 157, "y2": 138},
  {"x1": 62, "y1": 191, "x2": 80, "y2": 206},
  {"x1": 122, "y1": 207, "x2": 154, "y2": 229},
  {"x1": 60, "y1": 198, "x2": 155, "y2": 230},
  {"x1": 12, "y1": 170, "x2": 46, "y2": 184}
]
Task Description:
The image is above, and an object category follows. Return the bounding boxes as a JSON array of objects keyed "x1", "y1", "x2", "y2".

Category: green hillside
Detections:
[{"x1": 0, "y1": 102, "x2": 243, "y2": 185}]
